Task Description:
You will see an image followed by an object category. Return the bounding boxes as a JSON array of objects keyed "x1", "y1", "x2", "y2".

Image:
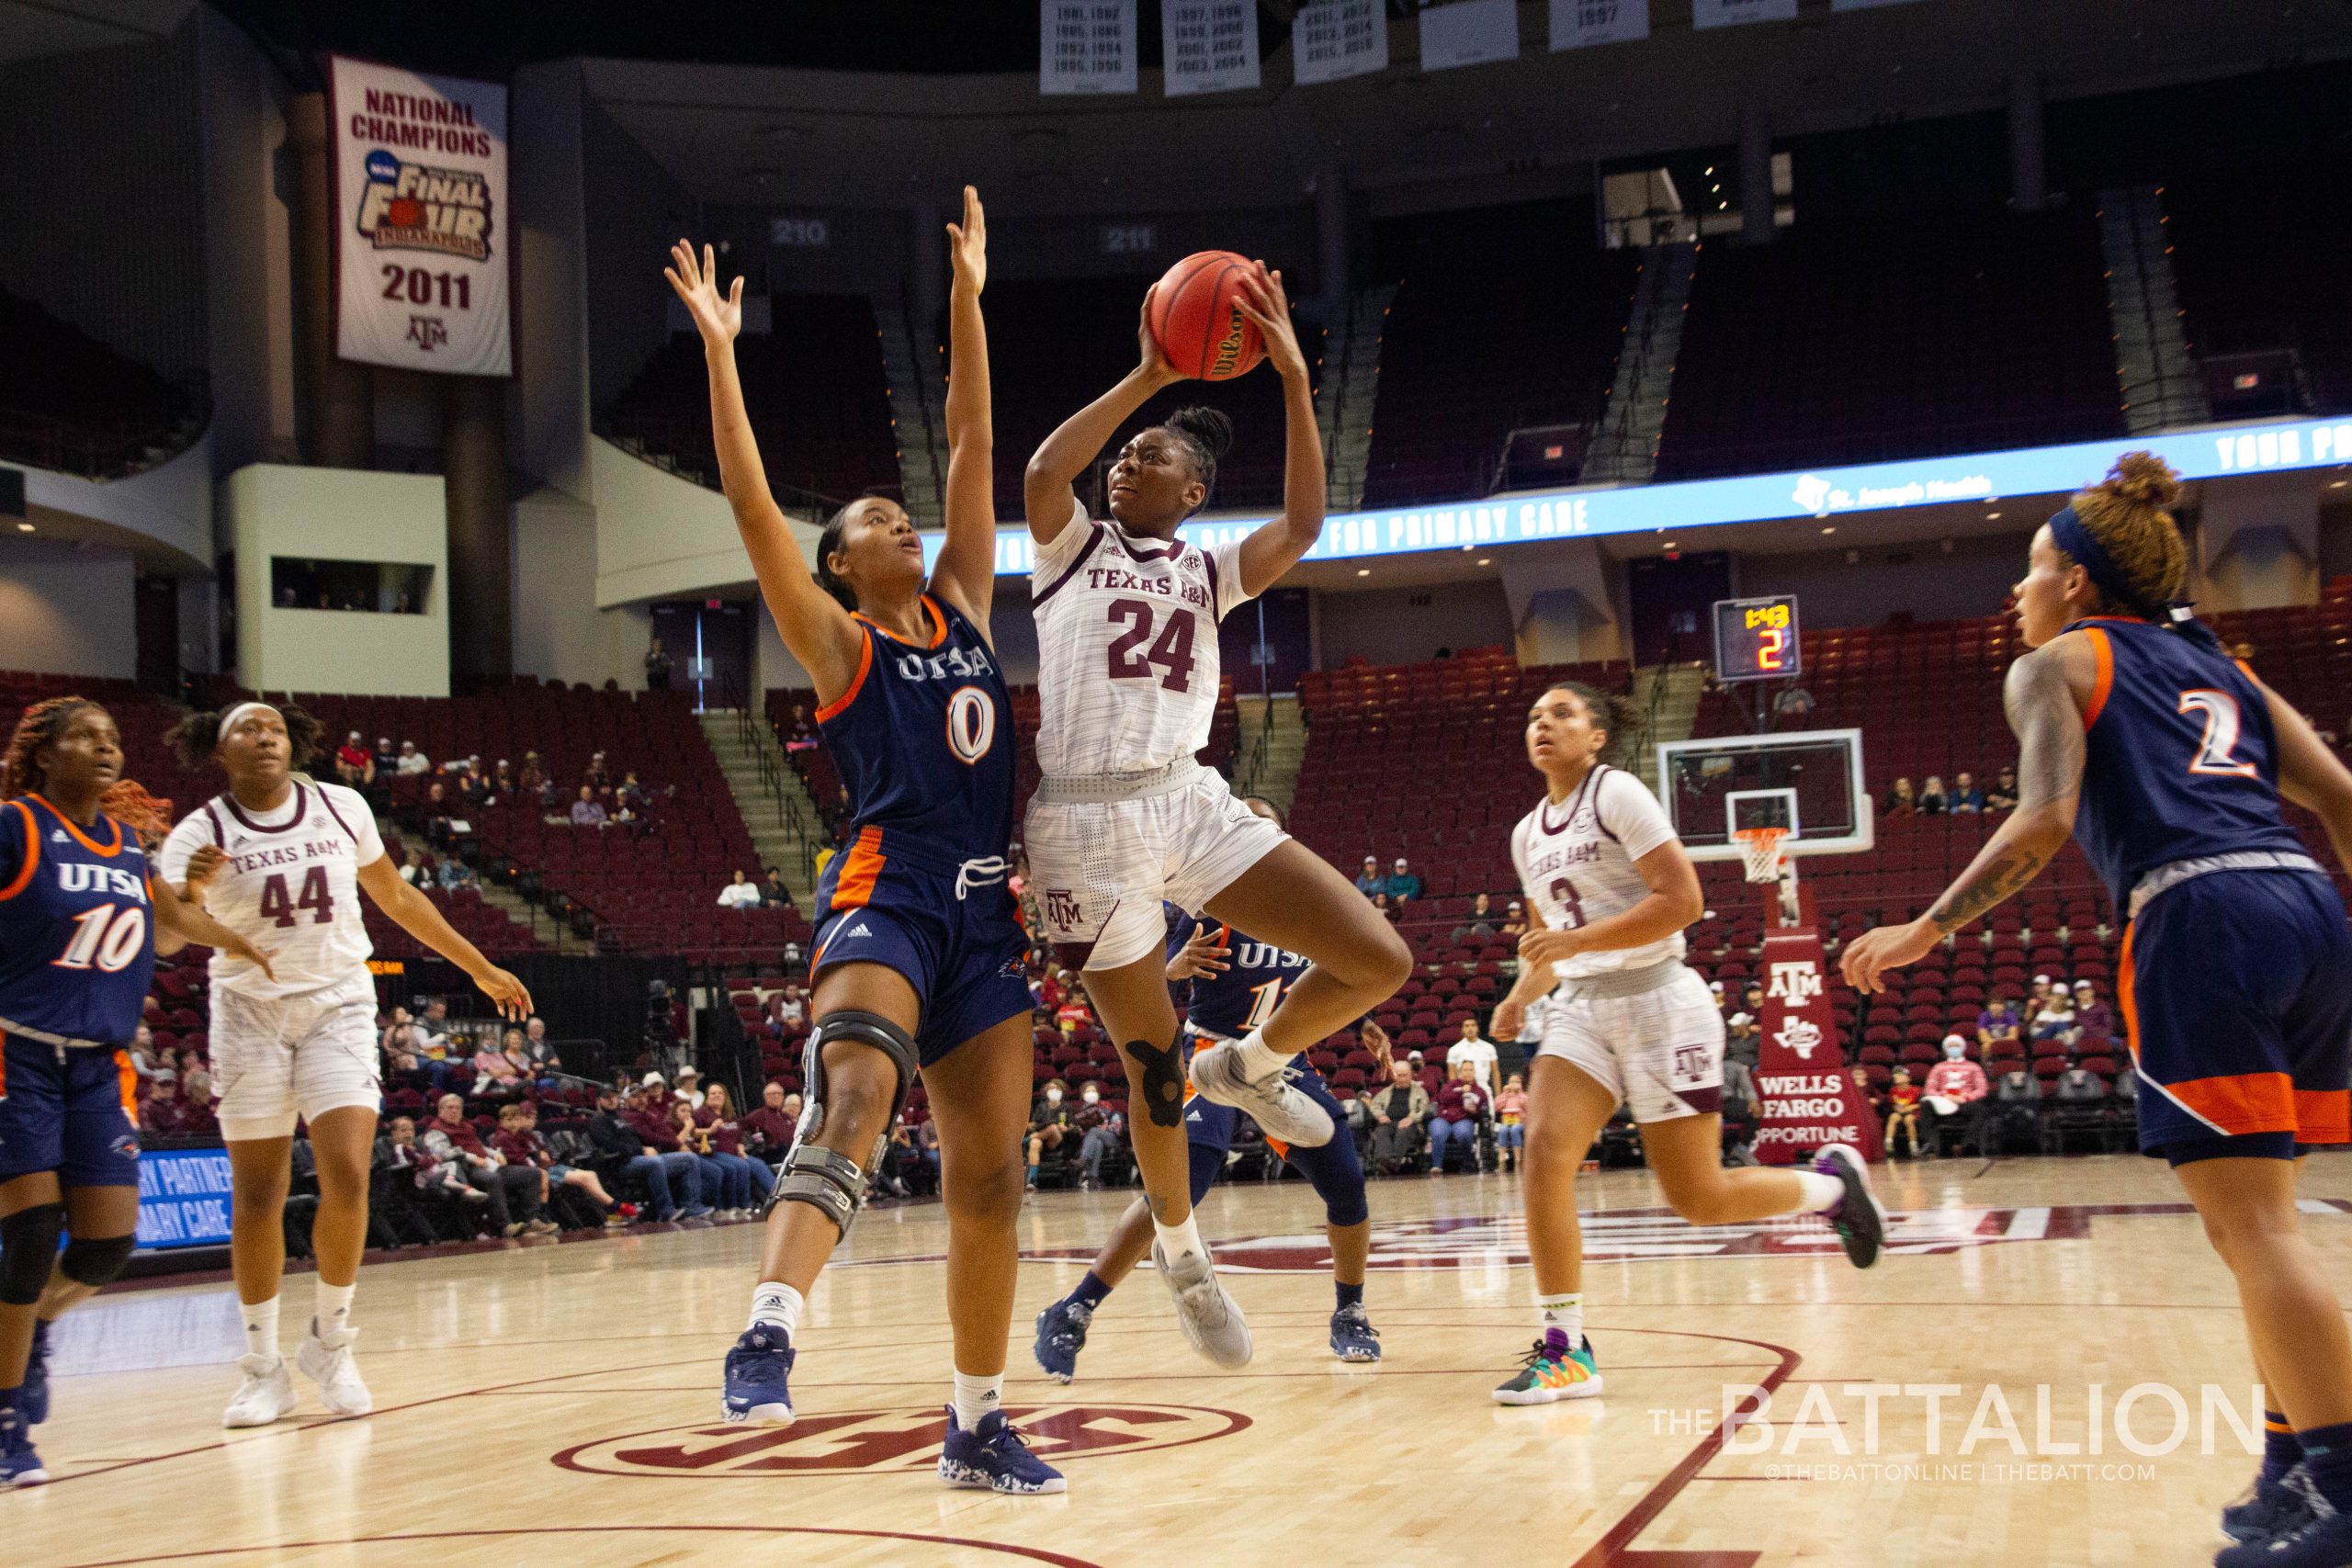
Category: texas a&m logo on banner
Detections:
[{"x1": 330, "y1": 55, "x2": 511, "y2": 377}]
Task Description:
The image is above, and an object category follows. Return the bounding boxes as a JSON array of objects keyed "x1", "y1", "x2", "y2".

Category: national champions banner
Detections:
[
  {"x1": 1750, "y1": 929, "x2": 1881, "y2": 1165},
  {"x1": 331, "y1": 54, "x2": 512, "y2": 377}
]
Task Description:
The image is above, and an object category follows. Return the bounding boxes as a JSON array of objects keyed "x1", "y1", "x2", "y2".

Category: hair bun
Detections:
[
  {"x1": 2100, "y1": 450, "x2": 2181, "y2": 512},
  {"x1": 1167, "y1": 405, "x2": 1234, "y2": 462}
]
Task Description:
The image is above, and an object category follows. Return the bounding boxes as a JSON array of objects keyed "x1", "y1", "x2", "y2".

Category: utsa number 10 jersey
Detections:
[
  {"x1": 1030, "y1": 498, "x2": 1252, "y2": 778},
  {"x1": 1510, "y1": 762, "x2": 1687, "y2": 980},
  {"x1": 156, "y1": 779, "x2": 385, "y2": 1000},
  {"x1": 1166, "y1": 906, "x2": 1309, "y2": 1041},
  {"x1": 2067, "y1": 616, "x2": 2307, "y2": 907},
  {"x1": 0, "y1": 795, "x2": 156, "y2": 1044},
  {"x1": 816, "y1": 592, "x2": 1014, "y2": 862}
]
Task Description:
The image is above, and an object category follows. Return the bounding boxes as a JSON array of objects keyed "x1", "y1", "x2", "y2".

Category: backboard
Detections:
[{"x1": 1654, "y1": 728, "x2": 1873, "y2": 863}]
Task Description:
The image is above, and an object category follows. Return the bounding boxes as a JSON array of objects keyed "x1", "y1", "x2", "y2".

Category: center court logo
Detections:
[{"x1": 552, "y1": 1402, "x2": 1247, "y2": 1478}]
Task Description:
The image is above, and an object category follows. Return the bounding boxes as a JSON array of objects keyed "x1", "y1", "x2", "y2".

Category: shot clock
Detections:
[{"x1": 1712, "y1": 595, "x2": 1801, "y2": 682}]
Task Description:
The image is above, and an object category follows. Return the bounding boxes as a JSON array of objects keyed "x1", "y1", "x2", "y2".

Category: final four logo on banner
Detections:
[{"x1": 329, "y1": 55, "x2": 511, "y2": 376}]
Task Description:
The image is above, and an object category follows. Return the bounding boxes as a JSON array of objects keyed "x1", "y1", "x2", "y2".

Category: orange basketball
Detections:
[{"x1": 1148, "y1": 251, "x2": 1265, "y2": 382}]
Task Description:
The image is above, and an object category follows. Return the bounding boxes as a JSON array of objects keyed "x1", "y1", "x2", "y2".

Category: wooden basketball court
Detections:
[{"x1": 11, "y1": 1154, "x2": 2337, "y2": 1566}]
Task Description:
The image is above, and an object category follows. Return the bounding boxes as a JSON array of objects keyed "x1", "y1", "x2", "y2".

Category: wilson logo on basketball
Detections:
[
  {"x1": 553, "y1": 1402, "x2": 1246, "y2": 1478},
  {"x1": 1209, "y1": 304, "x2": 1250, "y2": 378}
]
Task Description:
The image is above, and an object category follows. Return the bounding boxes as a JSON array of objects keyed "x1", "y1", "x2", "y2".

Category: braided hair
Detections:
[
  {"x1": 2, "y1": 695, "x2": 104, "y2": 800},
  {"x1": 164, "y1": 703, "x2": 324, "y2": 773}
]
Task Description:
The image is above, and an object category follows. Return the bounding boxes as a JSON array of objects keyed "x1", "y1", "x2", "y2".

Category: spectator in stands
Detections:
[
  {"x1": 423, "y1": 1093, "x2": 551, "y2": 1236},
  {"x1": 371, "y1": 736, "x2": 399, "y2": 777},
  {"x1": 138, "y1": 1068, "x2": 182, "y2": 1133},
  {"x1": 1743, "y1": 983, "x2": 1766, "y2": 1020},
  {"x1": 718, "y1": 870, "x2": 762, "y2": 909},
  {"x1": 537, "y1": 774, "x2": 563, "y2": 811},
  {"x1": 1026, "y1": 1078, "x2": 1077, "y2": 1191},
  {"x1": 767, "y1": 984, "x2": 808, "y2": 1032},
  {"x1": 399, "y1": 848, "x2": 427, "y2": 886},
  {"x1": 586, "y1": 1086, "x2": 703, "y2": 1222},
  {"x1": 522, "y1": 1016, "x2": 562, "y2": 1077},
  {"x1": 1430, "y1": 1059, "x2": 1487, "y2": 1174},
  {"x1": 1851, "y1": 1063, "x2": 1888, "y2": 1122},
  {"x1": 1950, "y1": 772, "x2": 1984, "y2": 814},
  {"x1": 1355, "y1": 856, "x2": 1385, "y2": 897},
  {"x1": 1493, "y1": 1072, "x2": 1527, "y2": 1173},
  {"x1": 761, "y1": 867, "x2": 794, "y2": 908},
  {"x1": 436, "y1": 855, "x2": 475, "y2": 893},
  {"x1": 1771, "y1": 684, "x2": 1815, "y2": 725},
  {"x1": 742, "y1": 1081, "x2": 797, "y2": 1160},
  {"x1": 495, "y1": 1102, "x2": 622, "y2": 1224},
  {"x1": 571, "y1": 785, "x2": 607, "y2": 827},
  {"x1": 1053, "y1": 990, "x2": 1093, "y2": 1036},
  {"x1": 1721, "y1": 1057, "x2": 1758, "y2": 1165},
  {"x1": 1917, "y1": 776, "x2": 1950, "y2": 815},
  {"x1": 1922, "y1": 1035, "x2": 1990, "y2": 1153},
  {"x1": 1500, "y1": 901, "x2": 1528, "y2": 940},
  {"x1": 1075, "y1": 1081, "x2": 1125, "y2": 1190},
  {"x1": 620, "y1": 1085, "x2": 715, "y2": 1219},
  {"x1": 2027, "y1": 975, "x2": 2056, "y2": 1015},
  {"x1": 1985, "y1": 768, "x2": 2019, "y2": 812},
  {"x1": 1385, "y1": 857, "x2": 1422, "y2": 904},
  {"x1": 1367, "y1": 891, "x2": 1400, "y2": 925},
  {"x1": 333, "y1": 730, "x2": 371, "y2": 787},
  {"x1": 2072, "y1": 980, "x2": 2114, "y2": 1047},
  {"x1": 672, "y1": 1065, "x2": 707, "y2": 1111},
  {"x1": 1883, "y1": 777, "x2": 1917, "y2": 816},
  {"x1": 517, "y1": 751, "x2": 545, "y2": 794},
  {"x1": 696, "y1": 1085, "x2": 776, "y2": 1211},
  {"x1": 499, "y1": 1027, "x2": 550, "y2": 1091},
  {"x1": 472, "y1": 1032, "x2": 524, "y2": 1096},
  {"x1": 2030, "y1": 987, "x2": 2078, "y2": 1049},
  {"x1": 370, "y1": 1116, "x2": 457, "y2": 1244},
  {"x1": 1451, "y1": 893, "x2": 1499, "y2": 946},
  {"x1": 1883, "y1": 1066, "x2": 1923, "y2": 1158},
  {"x1": 396, "y1": 739, "x2": 429, "y2": 776},
  {"x1": 1977, "y1": 993, "x2": 2023, "y2": 1050},
  {"x1": 1368, "y1": 1058, "x2": 1431, "y2": 1174},
  {"x1": 584, "y1": 750, "x2": 611, "y2": 788},
  {"x1": 1725, "y1": 1012, "x2": 1759, "y2": 1067},
  {"x1": 645, "y1": 636, "x2": 673, "y2": 692},
  {"x1": 1449, "y1": 1016, "x2": 1500, "y2": 1099}
]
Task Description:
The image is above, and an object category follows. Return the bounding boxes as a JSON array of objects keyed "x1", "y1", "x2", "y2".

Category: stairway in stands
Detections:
[
  {"x1": 2098, "y1": 186, "x2": 2210, "y2": 434},
  {"x1": 1319, "y1": 284, "x2": 1395, "y2": 511},
  {"x1": 1623, "y1": 662, "x2": 1706, "y2": 787},
  {"x1": 698, "y1": 710, "x2": 824, "y2": 906},
  {"x1": 875, "y1": 298, "x2": 947, "y2": 526},
  {"x1": 1231, "y1": 694, "x2": 1307, "y2": 816},
  {"x1": 1583, "y1": 245, "x2": 1696, "y2": 485}
]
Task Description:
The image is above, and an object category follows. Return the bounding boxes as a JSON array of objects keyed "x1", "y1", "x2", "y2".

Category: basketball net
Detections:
[{"x1": 1734, "y1": 826, "x2": 1803, "y2": 928}]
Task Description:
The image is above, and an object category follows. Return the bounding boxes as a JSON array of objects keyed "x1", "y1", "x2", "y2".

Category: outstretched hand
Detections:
[
  {"x1": 1136, "y1": 286, "x2": 1181, "y2": 388},
  {"x1": 946, "y1": 185, "x2": 987, "y2": 295},
  {"x1": 664, "y1": 241, "x2": 742, "y2": 345},
  {"x1": 472, "y1": 964, "x2": 536, "y2": 1021},
  {"x1": 1232, "y1": 262, "x2": 1306, "y2": 381}
]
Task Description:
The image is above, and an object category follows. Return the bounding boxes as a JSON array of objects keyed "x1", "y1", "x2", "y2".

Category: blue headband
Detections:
[{"x1": 2047, "y1": 503, "x2": 2222, "y2": 652}]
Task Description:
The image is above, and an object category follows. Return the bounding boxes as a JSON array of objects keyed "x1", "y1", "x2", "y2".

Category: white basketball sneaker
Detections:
[
  {"x1": 295, "y1": 1322, "x2": 373, "y2": 1416},
  {"x1": 1152, "y1": 1242, "x2": 1253, "y2": 1368},
  {"x1": 222, "y1": 1353, "x2": 298, "y2": 1428},
  {"x1": 1186, "y1": 1043, "x2": 1334, "y2": 1147}
]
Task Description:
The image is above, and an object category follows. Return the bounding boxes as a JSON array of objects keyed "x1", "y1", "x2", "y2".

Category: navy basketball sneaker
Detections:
[
  {"x1": 2224, "y1": 1464, "x2": 2315, "y2": 1544},
  {"x1": 1329, "y1": 1303, "x2": 1382, "y2": 1363},
  {"x1": 2216, "y1": 1505, "x2": 2352, "y2": 1567},
  {"x1": 0, "y1": 1407, "x2": 45, "y2": 1488},
  {"x1": 937, "y1": 1405, "x2": 1067, "y2": 1495},
  {"x1": 720, "y1": 1326, "x2": 796, "y2": 1425},
  {"x1": 19, "y1": 1319, "x2": 50, "y2": 1425}
]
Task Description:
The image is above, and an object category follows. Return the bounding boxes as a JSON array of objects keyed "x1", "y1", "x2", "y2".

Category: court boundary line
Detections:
[{"x1": 45, "y1": 1523, "x2": 1105, "y2": 1568}]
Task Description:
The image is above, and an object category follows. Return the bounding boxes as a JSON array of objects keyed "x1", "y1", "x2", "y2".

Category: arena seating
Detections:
[
  {"x1": 1652, "y1": 208, "x2": 2124, "y2": 479},
  {"x1": 2165, "y1": 159, "x2": 2352, "y2": 414},
  {"x1": 600, "y1": 296, "x2": 902, "y2": 505},
  {"x1": 0, "y1": 288, "x2": 201, "y2": 479}
]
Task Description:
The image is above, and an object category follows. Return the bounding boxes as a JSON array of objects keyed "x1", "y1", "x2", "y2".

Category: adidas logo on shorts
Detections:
[{"x1": 844, "y1": 921, "x2": 873, "y2": 939}]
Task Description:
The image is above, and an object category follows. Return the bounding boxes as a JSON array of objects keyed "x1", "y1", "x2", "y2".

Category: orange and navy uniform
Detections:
[
  {"x1": 2065, "y1": 615, "x2": 2352, "y2": 1161},
  {"x1": 0, "y1": 794, "x2": 153, "y2": 1185},
  {"x1": 807, "y1": 593, "x2": 1030, "y2": 1066}
]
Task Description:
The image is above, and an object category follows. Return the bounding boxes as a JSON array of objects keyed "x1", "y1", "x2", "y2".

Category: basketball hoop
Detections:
[{"x1": 1734, "y1": 826, "x2": 1789, "y2": 885}]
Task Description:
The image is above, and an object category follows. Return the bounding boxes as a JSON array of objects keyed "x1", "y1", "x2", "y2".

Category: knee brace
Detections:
[
  {"x1": 0, "y1": 1204, "x2": 66, "y2": 1305},
  {"x1": 770, "y1": 1010, "x2": 920, "y2": 1236},
  {"x1": 59, "y1": 1232, "x2": 136, "y2": 1289}
]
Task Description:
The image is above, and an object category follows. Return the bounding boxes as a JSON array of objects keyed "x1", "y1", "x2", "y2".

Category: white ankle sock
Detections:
[
  {"x1": 748, "y1": 1281, "x2": 805, "y2": 1339},
  {"x1": 1153, "y1": 1213, "x2": 1205, "y2": 1263},
  {"x1": 1538, "y1": 1292, "x2": 1584, "y2": 1350},
  {"x1": 242, "y1": 1296, "x2": 281, "y2": 1360},
  {"x1": 1230, "y1": 1028, "x2": 1291, "y2": 1081},
  {"x1": 1795, "y1": 1169, "x2": 1847, "y2": 1213},
  {"x1": 316, "y1": 1280, "x2": 356, "y2": 1339},
  {"x1": 952, "y1": 1369, "x2": 1004, "y2": 1432}
]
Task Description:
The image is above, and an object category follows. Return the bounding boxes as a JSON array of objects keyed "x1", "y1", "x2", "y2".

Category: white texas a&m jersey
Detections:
[
  {"x1": 157, "y1": 778, "x2": 385, "y2": 1000},
  {"x1": 1510, "y1": 762, "x2": 1686, "y2": 979},
  {"x1": 1029, "y1": 497, "x2": 1253, "y2": 777}
]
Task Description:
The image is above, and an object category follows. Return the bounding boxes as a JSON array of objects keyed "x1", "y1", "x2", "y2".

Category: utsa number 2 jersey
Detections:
[
  {"x1": 0, "y1": 795, "x2": 156, "y2": 1044},
  {"x1": 816, "y1": 592, "x2": 1014, "y2": 863},
  {"x1": 1166, "y1": 906, "x2": 1310, "y2": 1041},
  {"x1": 2067, "y1": 615, "x2": 2306, "y2": 908},
  {"x1": 156, "y1": 779, "x2": 384, "y2": 1000},
  {"x1": 1029, "y1": 497, "x2": 1253, "y2": 777},
  {"x1": 1510, "y1": 762, "x2": 1686, "y2": 979}
]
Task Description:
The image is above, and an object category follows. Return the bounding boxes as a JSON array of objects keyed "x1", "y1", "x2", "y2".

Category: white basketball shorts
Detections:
[
  {"x1": 210, "y1": 972, "x2": 382, "y2": 1140},
  {"x1": 1536, "y1": 963, "x2": 1725, "y2": 1124},
  {"x1": 1025, "y1": 763, "x2": 1288, "y2": 973}
]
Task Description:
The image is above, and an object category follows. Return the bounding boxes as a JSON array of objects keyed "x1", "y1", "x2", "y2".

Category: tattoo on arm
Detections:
[
  {"x1": 1125, "y1": 1035, "x2": 1186, "y2": 1129},
  {"x1": 1927, "y1": 847, "x2": 2046, "y2": 935},
  {"x1": 1924, "y1": 648, "x2": 2083, "y2": 936}
]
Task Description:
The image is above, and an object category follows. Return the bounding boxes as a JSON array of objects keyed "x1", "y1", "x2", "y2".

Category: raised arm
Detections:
[
  {"x1": 2260, "y1": 673, "x2": 2352, "y2": 874},
  {"x1": 663, "y1": 241, "x2": 864, "y2": 703},
  {"x1": 1230, "y1": 265, "x2": 1328, "y2": 597},
  {"x1": 1023, "y1": 289, "x2": 1182, "y2": 546},
  {"x1": 1841, "y1": 637, "x2": 2090, "y2": 992},
  {"x1": 356, "y1": 855, "x2": 533, "y2": 1021},
  {"x1": 931, "y1": 186, "x2": 1000, "y2": 629}
]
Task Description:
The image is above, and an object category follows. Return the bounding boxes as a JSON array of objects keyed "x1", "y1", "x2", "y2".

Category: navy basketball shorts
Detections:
[
  {"x1": 2120, "y1": 869, "x2": 2352, "y2": 1165},
  {"x1": 0, "y1": 1037, "x2": 141, "y2": 1187},
  {"x1": 1181, "y1": 1032, "x2": 1368, "y2": 1227},
  {"x1": 810, "y1": 829, "x2": 1034, "y2": 1067}
]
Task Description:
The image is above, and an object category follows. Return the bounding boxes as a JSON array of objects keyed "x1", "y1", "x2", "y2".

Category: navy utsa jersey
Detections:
[
  {"x1": 2066, "y1": 616, "x2": 2305, "y2": 908},
  {"x1": 815, "y1": 592, "x2": 1014, "y2": 864},
  {"x1": 1166, "y1": 906, "x2": 1310, "y2": 1041},
  {"x1": 0, "y1": 795, "x2": 156, "y2": 1045}
]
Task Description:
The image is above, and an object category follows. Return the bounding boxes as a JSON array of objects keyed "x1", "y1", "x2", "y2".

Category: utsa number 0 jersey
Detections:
[
  {"x1": 0, "y1": 795, "x2": 156, "y2": 1044},
  {"x1": 156, "y1": 779, "x2": 385, "y2": 1001},
  {"x1": 1029, "y1": 498, "x2": 1253, "y2": 777},
  {"x1": 1166, "y1": 906, "x2": 1310, "y2": 1040},
  {"x1": 2066, "y1": 616, "x2": 2306, "y2": 908},
  {"x1": 1510, "y1": 762, "x2": 1687, "y2": 979},
  {"x1": 816, "y1": 592, "x2": 1014, "y2": 863}
]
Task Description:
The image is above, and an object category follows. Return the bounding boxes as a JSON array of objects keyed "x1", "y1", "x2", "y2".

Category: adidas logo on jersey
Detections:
[
  {"x1": 843, "y1": 921, "x2": 873, "y2": 940},
  {"x1": 51, "y1": 829, "x2": 69, "y2": 843}
]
